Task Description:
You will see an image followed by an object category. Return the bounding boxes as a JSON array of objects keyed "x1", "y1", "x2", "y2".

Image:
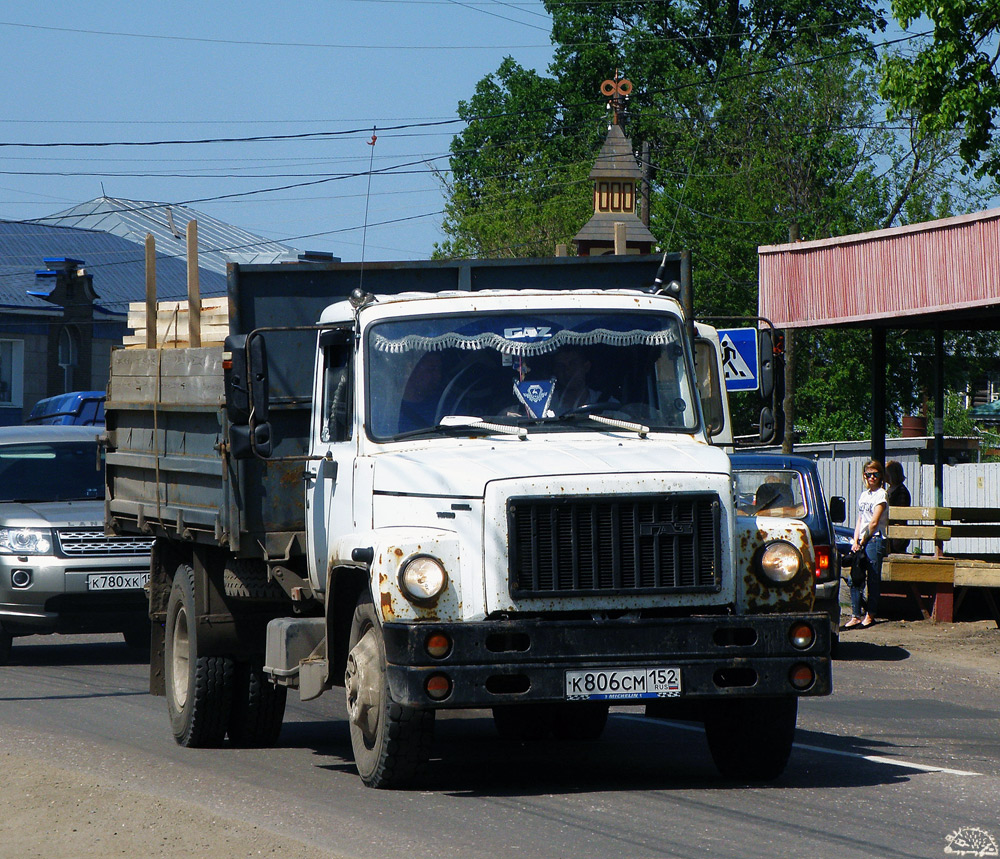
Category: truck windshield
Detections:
[
  {"x1": 0, "y1": 441, "x2": 104, "y2": 502},
  {"x1": 366, "y1": 310, "x2": 699, "y2": 440}
]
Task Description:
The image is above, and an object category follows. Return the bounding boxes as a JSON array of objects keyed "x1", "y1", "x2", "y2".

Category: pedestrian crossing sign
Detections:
[{"x1": 718, "y1": 328, "x2": 759, "y2": 392}]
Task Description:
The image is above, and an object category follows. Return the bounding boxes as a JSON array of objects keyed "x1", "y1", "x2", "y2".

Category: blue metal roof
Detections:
[
  {"x1": 38, "y1": 196, "x2": 302, "y2": 275},
  {"x1": 0, "y1": 219, "x2": 226, "y2": 315}
]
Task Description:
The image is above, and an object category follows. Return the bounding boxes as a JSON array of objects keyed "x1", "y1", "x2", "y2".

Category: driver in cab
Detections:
[{"x1": 397, "y1": 352, "x2": 444, "y2": 432}]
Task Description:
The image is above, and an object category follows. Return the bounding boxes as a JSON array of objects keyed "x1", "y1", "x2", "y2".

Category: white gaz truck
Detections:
[{"x1": 104, "y1": 255, "x2": 829, "y2": 788}]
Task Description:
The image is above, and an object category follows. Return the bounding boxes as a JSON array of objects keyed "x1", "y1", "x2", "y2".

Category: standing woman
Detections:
[{"x1": 844, "y1": 460, "x2": 888, "y2": 629}]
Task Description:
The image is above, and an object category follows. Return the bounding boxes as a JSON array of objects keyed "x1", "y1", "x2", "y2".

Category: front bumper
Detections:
[
  {"x1": 382, "y1": 613, "x2": 832, "y2": 709},
  {"x1": 0, "y1": 555, "x2": 149, "y2": 635}
]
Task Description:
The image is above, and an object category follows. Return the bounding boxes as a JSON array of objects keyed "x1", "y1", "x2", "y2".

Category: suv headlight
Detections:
[
  {"x1": 0, "y1": 527, "x2": 54, "y2": 555},
  {"x1": 759, "y1": 541, "x2": 803, "y2": 583},
  {"x1": 399, "y1": 555, "x2": 448, "y2": 604}
]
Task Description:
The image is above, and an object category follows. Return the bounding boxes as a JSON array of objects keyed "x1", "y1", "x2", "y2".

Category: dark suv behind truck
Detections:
[
  {"x1": 0, "y1": 426, "x2": 152, "y2": 663},
  {"x1": 731, "y1": 453, "x2": 847, "y2": 648}
]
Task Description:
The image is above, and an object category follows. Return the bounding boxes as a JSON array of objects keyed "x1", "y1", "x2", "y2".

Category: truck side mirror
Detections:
[
  {"x1": 228, "y1": 423, "x2": 273, "y2": 460},
  {"x1": 224, "y1": 332, "x2": 269, "y2": 423},
  {"x1": 225, "y1": 332, "x2": 272, "y2": 459},
  {"x1": 224, "y1": 334, "x2": 251, "y2": 424},
  {"x1": 758, "y1": 330, "x2": 774, "y2": 400},
  {"x1": 759, "y1": 406, "x2": 775, "y2": 444},
  {"x1": 829, "y1": 496, "x2": 847, "y2": 524},
  {"x1": 246, "y1": 332, "x2": 269, "y2": 422}
]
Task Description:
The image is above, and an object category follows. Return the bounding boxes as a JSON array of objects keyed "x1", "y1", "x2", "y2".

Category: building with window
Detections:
[{"x1": 0, "y1": 201, "x2": 304, "y2": 424}]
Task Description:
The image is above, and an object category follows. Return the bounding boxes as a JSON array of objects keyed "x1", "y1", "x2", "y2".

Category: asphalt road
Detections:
[{"x1": 0, "y1": 632, "x2": 997, "y2": 859}]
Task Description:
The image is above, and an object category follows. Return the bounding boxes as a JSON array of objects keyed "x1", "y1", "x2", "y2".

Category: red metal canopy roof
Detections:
[{"x1": 758, "y1": 208, "x2": 1000, "y2": 329}]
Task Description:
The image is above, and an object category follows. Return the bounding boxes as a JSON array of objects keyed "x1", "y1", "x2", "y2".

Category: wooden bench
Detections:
[{"x1": 883, "y1": 506, "x2": 1000, "y2": 625}]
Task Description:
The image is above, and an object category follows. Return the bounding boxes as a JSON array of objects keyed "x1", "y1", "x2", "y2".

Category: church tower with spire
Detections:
[{"x1": 573, "y1": 76, "x2": 656, "y2": 256}]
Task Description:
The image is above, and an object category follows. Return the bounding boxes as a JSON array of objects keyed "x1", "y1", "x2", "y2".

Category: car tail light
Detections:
[{"x1": 814, "y1": 545, "x2": 832, "y2": 579}]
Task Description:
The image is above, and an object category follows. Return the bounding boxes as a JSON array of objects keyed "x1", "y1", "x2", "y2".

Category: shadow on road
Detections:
[
  {"x1": 833, "y1": 640, "x2": 910, "y2": 662},
  {"x1": 278, "y1": 708, "x2": 918, "y2": 796},
  {"x1": 3, "y1": 635, "x2": 150, "y2": 668}
]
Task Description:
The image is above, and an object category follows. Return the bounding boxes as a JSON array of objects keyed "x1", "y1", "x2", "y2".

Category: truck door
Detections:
[
  {"x1": 693, "y1": 325, "x2": 732, "y2": 447},
  {"x1": 305, "y1": 327, "x2": 356, "y2": 591}
]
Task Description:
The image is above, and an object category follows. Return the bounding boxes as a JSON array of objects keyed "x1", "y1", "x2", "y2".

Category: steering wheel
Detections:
[{"x1": 435, "y1": 359, "x2": 496, "y2": 423}]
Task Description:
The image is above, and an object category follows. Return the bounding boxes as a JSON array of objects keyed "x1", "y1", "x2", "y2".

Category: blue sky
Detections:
[{"x1": 0, "y1": 1, "x2": 557, "y2": 261}]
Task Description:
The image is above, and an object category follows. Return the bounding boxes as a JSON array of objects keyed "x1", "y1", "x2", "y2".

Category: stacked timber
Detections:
[{"x1": 124, "y1": 297, "x2": 229, "y2": 348}]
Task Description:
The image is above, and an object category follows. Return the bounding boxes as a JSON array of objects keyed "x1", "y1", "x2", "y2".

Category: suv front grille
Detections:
[
  {"x1": 508, "y1": 493, "x2": 721, "y2": 598},
  {"x1": 56, "y1": 529, "x2": 153, "y2": 557}
]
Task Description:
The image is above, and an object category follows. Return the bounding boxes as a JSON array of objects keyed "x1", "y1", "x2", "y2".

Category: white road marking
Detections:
[{"x1": 618, "y1": 714, "x2": 982, "y2": 777}]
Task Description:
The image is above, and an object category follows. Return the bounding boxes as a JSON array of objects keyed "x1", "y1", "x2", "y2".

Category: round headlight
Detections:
[
  {"x1": 759, "y1": 541, "x2": 803, "y2": 583},
  {"x1": 399, "y1": 555, "x2": 447, "y2": 603}
]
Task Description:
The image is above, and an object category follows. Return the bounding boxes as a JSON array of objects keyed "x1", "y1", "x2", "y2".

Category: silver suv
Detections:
[{"x1": 0, "y1": 426, "x2": 152, "y2": 663}]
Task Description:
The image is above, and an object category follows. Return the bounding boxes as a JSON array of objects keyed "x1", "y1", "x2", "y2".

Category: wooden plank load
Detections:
[{"x1": 124, "y1": 297, "x2": 229, "y2": 348}]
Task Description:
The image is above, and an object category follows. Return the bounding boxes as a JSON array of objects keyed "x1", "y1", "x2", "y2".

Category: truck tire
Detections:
[
  {"x1": 345, "y1": 595, "x2": 434, "y2": 788},
  {"x1": 164, "y1": 564, "x2": 234, "y2": 747},
  {"x1": 703, "y1": 697, "x2": 798, "y2": 781},
  {"x1": 228, "y1": 660, "x2": 287, "y2": 748},
  {"x1": 223, "y1": 559, "x2": 285, "y2": 601},
  {"x1": 0, "y1": 623, "x2": 12, "y2": 665},
  {"x1": 492, "y1": 704, "x2": 558, "y2": 741}
]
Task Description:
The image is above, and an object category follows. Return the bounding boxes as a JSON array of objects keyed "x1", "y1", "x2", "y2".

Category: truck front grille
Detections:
[
  {"x1": 57, "y1": 529, "x2": 153, "y2": 557},
  {"x1": 508, "y1": 493, "x2": 721, "y2": 598}
]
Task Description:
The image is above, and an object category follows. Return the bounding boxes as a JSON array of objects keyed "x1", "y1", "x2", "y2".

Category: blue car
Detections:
[
  {"x1": 26, "y1": 391, "x2": 105, "y2": 426},
  {"x1": 731, "y1": 453, "x2": 847, "y2": 650}
]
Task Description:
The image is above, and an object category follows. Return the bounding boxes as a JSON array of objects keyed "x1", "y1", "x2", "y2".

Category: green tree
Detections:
[
  {"x1": 434, "y1": 58, "x2": 597, "y2": 258},
  {"x1": 438, "y1": 1, "x2": 992, "y2": 440},
  {"x1": 880, "y1": 0, "x2": 1000, "y2": 178}
]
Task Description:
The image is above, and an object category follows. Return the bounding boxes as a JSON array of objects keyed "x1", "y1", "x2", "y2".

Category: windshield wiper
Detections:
[
  {"x1": 440, "y1": 415, "x2": 527, "y2": 439},
  {"x1": 556, "y1": 407, "x2": 650, "y2": 438},
  {"x1": 391, "y1": 415, "x2": 527, "y2": 442}
]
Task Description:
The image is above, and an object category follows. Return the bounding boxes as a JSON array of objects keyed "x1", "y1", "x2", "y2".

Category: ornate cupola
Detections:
[{"x1": 573, "y1": 76, "x2": 656, "y2": 256}]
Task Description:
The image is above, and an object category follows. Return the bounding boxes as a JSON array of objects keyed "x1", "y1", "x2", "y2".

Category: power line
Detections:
[
  {"x1": 0, "y1": 119, "x2": 463, "y2": 149},
  {"x1": 0, "y1": 19, "x2": 554, "y2": 51}
]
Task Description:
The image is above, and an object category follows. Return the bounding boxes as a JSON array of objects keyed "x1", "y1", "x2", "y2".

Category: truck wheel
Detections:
[
  {"x1": 164, "y1": 564, "x2": 234, "y2": 747},
  {"x1": 0, "y1": 623, "x2": 12, "y2": 665},
  {"x1": 228, "y1": 660, "x2": 287, "y2": 748},
  {"x1": 703, "y1": 697, "x2": 798, "y2": 781},
  {"x1": 492, "y1": 704, "x2": 558, "y2": 741},
  {"x1": 345, "y1": 595, "x2": 434, "y2": 788},
  {"x1": 553, "y1": 702, "x2": 609, "y2": 740},
  {"x1": 223, "y1": 559, "x2": 285, "y2": 601}
]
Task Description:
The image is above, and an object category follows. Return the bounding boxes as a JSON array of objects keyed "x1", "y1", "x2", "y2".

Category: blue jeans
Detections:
[{"x1": 850, "y1": 534, "x2": 885, "y2": 618}]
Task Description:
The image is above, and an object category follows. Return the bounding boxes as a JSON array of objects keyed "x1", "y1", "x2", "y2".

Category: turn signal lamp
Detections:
[
  {"x1": 789, "y1": 663, "x2": 815, "y2": 690},
  {"x1": 425, "y1": 633, "x2": 451, "y2": 659},
  {"x1": 426, "y1": 674, "x2": 452, "y2": 701},
  {"x1": 789, "y1": 622, "x2": 815, "y2": 650}
]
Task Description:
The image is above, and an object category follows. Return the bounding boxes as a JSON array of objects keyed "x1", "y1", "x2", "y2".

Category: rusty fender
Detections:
[
  {"x1": 735, "y1": 515, "x2": 815, "y2": 613},
  {"x1": 332, "y1": 527, "x2": 463, "y2": 623}
]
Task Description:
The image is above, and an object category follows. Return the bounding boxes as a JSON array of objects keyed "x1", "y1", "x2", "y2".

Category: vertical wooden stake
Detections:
[
  {"x1": 186, "y1": 220, "x2": 201, "y2": 348},
  {"x1": 145, "y1": 233, "x2": 157, "y2": 350},
  {"x1": 614, "y1": 222, "x2": 627, "y2": 255}
]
